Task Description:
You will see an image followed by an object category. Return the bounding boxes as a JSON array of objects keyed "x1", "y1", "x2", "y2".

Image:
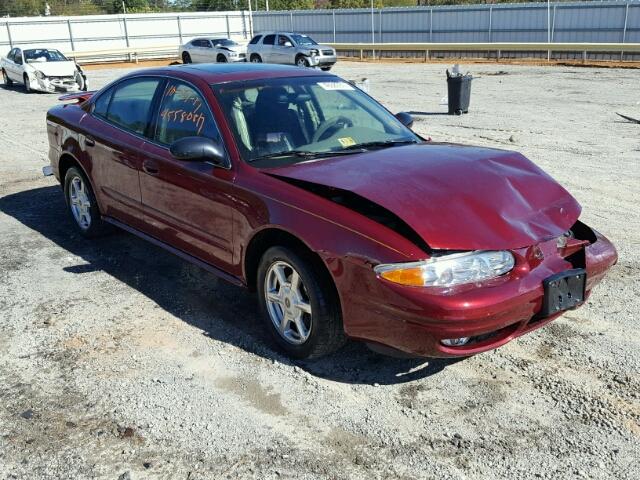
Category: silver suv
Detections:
[{"x1": 246, "y1": 32, "x2": 337, "y2": 71}]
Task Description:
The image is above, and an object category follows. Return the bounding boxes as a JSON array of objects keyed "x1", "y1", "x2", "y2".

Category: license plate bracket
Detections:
[{"x1": 541, "y1": 268, "x2": 586, "y2": 316}]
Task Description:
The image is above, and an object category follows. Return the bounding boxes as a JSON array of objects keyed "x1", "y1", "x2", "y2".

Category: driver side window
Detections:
[{"x1": 154, "y1": 80, "x2": 221, "y2": 146}]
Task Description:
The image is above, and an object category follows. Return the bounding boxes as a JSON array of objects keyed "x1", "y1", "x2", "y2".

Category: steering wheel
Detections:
[{"x1": 312, "y1": 116, "x2": 354, "y2": 143}]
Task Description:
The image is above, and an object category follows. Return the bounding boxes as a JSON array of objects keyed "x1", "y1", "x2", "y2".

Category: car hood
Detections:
[
  {"x1": 267, "y1": 143, "x2": 581, "y2": 251},
  {"x1": 27, "y1": 61, "x2": 77, "y2": 77}
]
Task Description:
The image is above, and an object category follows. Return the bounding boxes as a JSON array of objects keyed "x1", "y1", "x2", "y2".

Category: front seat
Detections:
[{"x1": 253, "y1": 87, "x2": 306, "y2": 150}]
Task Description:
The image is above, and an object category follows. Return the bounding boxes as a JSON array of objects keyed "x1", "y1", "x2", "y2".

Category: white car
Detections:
[
  {"x1": 180, "y1": 38, "x2": 247, "y2": 64},
  {"x1": 1, "y1": 47, "x2": 87, "y2": 93}
]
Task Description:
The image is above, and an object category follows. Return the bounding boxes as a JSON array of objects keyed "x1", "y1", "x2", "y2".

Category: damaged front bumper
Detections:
[
  {"x1": 335, "y1": 224, "x2": 618, "y2": 358},
  {"x1": 28, "y1": 73, "x2": 87, "y2": 93}
]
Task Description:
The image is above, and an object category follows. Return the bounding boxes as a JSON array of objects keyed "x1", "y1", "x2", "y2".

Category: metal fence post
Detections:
[
  {"x1": 621, "y1": 2, "x2": 629, "y2": 60},
  {"x1": 332, "y1": 10, "x2": 336, "y2": 43},
  {"x1": 430, "y1": 8, "x2": 433, "y2": 43},
  {"x1": 226, "y1": 14, "x2": 231, "y2": 38},
  {"x1": 488, "y1": 6, "x2": 492, "y2": 43},
  {"x1": 379, "y1": 9, "x2": 382, "y2": 46},
  {"x1": 122, "y1": 14, "x2": 131, "y2": 61},
  {"x1": 6, "y1": 22, "x2": 13, "y2": 49},
  {"x1": 290, "y1": 11, "x2": 294, "y2": 31},
  {"x1": 177, "y1": 16, "x2": 183, "y2": 44},
  {"x1": 67, "y1": 19, "x2": 75, "y2": 52}
]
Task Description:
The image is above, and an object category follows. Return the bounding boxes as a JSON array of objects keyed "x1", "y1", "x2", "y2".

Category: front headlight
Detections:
[
  {"x1": 229, "y1": 52, "x2": 238, "y2": 57},
  {"x1": 374, "y1": 251, "x2": 515, "y2": 287},
  {"x1": 35, "y1": 70, "x2": 45, "y2": 80}
]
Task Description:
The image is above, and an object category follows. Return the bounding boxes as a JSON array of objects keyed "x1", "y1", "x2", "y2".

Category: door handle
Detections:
[
  {"x1": 143, "y1": 160, "x2": 159, "y2": 175},
  {"x1": 84, "y1": 136, "x2": 95, "y2": 147}
]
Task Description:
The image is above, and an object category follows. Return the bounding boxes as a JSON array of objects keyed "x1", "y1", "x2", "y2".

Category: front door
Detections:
[
  {"x1": 139, "y1": 79, "x2": 236, "y2": 270},
  {"x1": 273, "y1": 35, "x2": 294, "y2": 64}
]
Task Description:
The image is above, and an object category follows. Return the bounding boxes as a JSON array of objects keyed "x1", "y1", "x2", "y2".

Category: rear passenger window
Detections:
[
  {"x1": 155, "y1": 80, "x2": 221, "y2": 146},
  {"x1": 106, "y1": 78, "x2": 161, "y2": 135},
  {"x1": 249, "y1": 35, "x2": 262, "y2": 45},
  {"x1": 92, "y1": 87, "x2": 113, "y2": 118},
  {"x1": 263, "y1": 35, "x2": 275, "y2": 45}
]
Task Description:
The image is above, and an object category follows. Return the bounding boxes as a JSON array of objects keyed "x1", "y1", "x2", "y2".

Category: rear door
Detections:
[
  {"x1": 138, "y1": 78, "x2": 236, "y2": 269},
  {"x1": 261, "y1": 34, "x2": 276, "y2": 62},
  {"x1": 79, "y1": 76, "x2": 164, "y2": 229},
  {"x1": 7, "y1": 48, "x2": 23, "y2": 81}
]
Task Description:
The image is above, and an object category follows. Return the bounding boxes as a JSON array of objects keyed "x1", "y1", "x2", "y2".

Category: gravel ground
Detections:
[{"x1": 0, "y1": 61, "x2": 638, "y2": 480}]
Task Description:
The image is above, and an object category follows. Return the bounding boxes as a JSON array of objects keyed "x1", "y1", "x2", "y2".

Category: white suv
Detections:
[{"x1": 246, "y1": 32, "x2": 337, "y2": 71}]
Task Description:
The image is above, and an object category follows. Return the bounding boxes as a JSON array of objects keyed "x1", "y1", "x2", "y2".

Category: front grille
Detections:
[
  {"x1": 239, "y1": 53, "x2": 246, "y2": 58},
  {"x1": 322, "y1": 49, "x2": 334, "y2": 56}
]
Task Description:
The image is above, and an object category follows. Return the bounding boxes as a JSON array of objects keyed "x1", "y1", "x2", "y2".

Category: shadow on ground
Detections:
[{"x1": 0, "y1": 185, "x2": 461, "y2": 385}]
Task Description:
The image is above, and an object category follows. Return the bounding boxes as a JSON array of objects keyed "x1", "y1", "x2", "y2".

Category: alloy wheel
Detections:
[
  {"x1": 264, "y1": 261, "x2": 313, "y2": 345},
  {"x1": 69, "y1": 175, "x2": 92, "y2": 230},
  {"x1": 296, "y1": 57, "x2": 308, "y2": 67}
]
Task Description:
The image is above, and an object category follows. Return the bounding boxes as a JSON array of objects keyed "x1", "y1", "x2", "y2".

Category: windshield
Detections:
[
  {"x1": 24, "y1": 49, "x2": 68, "y2": 62},
  {"x1": 290, "y1": 34, "x2": 317, "y2": 46},
  {"x1": 212, "y1": 76, "x2": 419, "y2": 168},
  {"x1": 213, "y1": 39, "x2": 238, "y2": 47}
]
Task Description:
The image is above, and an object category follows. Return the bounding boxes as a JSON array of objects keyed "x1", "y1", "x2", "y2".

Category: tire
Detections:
[
  {"x1": 2, "y1": 69, "x2": 12, "y2": 86},
  {"x1": 182, "y1": 51, "x2": 192, "y2": 64},
  {"x1": 321, "y1": 66, "x2": 332, "y2": 71},
  {"x1": 250, "y1": 54, "x2": 262, "y2": 63},
  {"x1": 63, "y1": 167, "x2": 109, "y2": 238},
  {"x1": 295, "y1": 55, "x2": 310, "y2": 68},
  {"x1": 23, "y1": 74, "x2": 31, "y2": 93},
  {"x1": 257, "y1": 246, "x2": 345, "y2": 360},
  {"x1": 217, "y1": 54, "x2": 228, "y2": 63}
]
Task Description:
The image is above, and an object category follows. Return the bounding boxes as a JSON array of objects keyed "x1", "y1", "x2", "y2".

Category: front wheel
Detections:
[
  {"x1": 63, "y1": 167, "x2": 109, "y2": 238},
  {"x1": 23, "y1": 74, "x2": 32, "y2": 93},
  {"x1": 250, "y1": 54, "x2": 262, "y2": 63},
  {"x1": 257, "y1": 246, "x2": 345, "y2": 359},
  {"x1": 321, "y1": 66, "x2": 332, "y2": 71},
  {"x1": 217, "y1": 54, "x2": 228, "y2": 63},
  {"x1": 295, "y1": 55, "x2": 310, "y2": 68}
]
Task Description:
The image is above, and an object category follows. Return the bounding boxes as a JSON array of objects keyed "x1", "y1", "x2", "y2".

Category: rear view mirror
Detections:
[
  {"x1": 170, "y1": 136, "x2": 228, "y2": 168},
  {"x1": 395, "y1": 112, "x2": 414, "y2": 129},
  {"x1": 284, "y1": 41, "x2": 293, "y2": 47}
]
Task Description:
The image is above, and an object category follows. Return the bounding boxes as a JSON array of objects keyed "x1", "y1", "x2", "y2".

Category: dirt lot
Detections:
[{"x1": 0, "y1": 62, "x2": 638, "y2": 480}]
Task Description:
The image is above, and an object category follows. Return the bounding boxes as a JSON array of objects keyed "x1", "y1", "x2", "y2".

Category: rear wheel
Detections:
[
  {"x1": 257, "y1": 246, "x2": 345, "y2": 359},
  {"x1": 295, "y1": 55, "x2": 310, "y2": 67},
  {"x1": 217, "y1": 54, "x2": 227, "y2": 63},
  {"x1": 23, "y1": 74, "x2": 31, "y2": 93},
  {"x1": 321, "y1": 66, "x2": 332, "y2": 71},
  {"x1": 63, "y1": 167, "x2": 109, "y2": 238},
  {"x1": 182, "y1": 51, "x2": 192, "y2": 64},
  {"x1": 2, "y1": 69, "x2": 12, "y2": 86},
  {"x1": 250, "y1": 54, "x2": 262, "y2": 63}
]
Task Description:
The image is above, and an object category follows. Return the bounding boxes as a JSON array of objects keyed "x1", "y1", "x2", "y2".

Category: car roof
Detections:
[
  {"x1": 192, "y1": 37, "x2": 233, "y2": 41},
  {"x1": 132, "y1": 63, "x2": 335, "y2": 84},
  {"x1": 256, "y1": 32, "x2": 309, "y2": 36}
]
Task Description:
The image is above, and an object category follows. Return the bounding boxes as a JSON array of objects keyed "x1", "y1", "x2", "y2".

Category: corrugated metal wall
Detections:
[{"x1": 253, "y1": 1, "x2": 640, "y2": 45}]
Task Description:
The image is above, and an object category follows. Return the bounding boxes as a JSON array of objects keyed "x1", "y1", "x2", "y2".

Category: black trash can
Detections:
[{"x1": 446, "y1": 70, "x2": 472, "y2": 115}]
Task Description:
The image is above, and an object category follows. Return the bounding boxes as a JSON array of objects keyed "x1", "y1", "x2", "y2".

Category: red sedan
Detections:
[{"x1": 46, "y1": 64, "x2": 617, "y2": 359}]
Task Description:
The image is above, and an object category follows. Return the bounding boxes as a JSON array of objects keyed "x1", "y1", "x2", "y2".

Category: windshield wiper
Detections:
[
  {"x1": 248, "y1": 149, "x2": 362, "y2": 163},
  {"x1": 341, "y1": 139, "x2": 419, "y2": 151}
]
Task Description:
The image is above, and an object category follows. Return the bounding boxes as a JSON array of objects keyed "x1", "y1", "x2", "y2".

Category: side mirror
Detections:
[
  {"x1": 395, "y1": 112, "x2": 414, "y2": 129},
  {"x1": 170, "y1": 136, "x2": 228, "y2": 168},
  {"x1": 284, "y1": 41, "x2": 293, "y2": 47}
]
